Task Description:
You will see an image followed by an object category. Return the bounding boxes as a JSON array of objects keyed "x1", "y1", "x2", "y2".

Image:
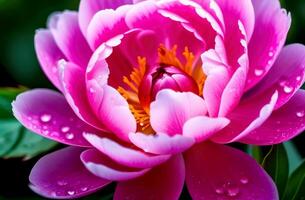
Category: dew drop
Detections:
[
  {"x1": 89, "y1": 88, "x2": 95, "y2": 93},
  {"x1": 296, "y1": 111, "x2": 305, "y2": 118},
  {"x1": 81, "y1": 187, "x2": 88, "y2": 192},
  {"x1": 67, "y1": 190, "x2": 75, "y2": 196},
  {"x1": 42, "y1": 130, "x2": 50, "y2": 135},
  {"x1": 61, "y1": 126, "x2": 70, "y2": 133},
  {"x1": 66, "y1": 133, "x2": 74, "y2": 140},
  {"x1": 227, "y1": 187, "x2": 240, "y2": 197},
  {"x1": 57, "y1": 180, "x2": 67, "y2": 186},
  {"x1": 40, "y1": 114, "x2": 52, "y2": 123},
  {"x1": 240, "y1": 177, "x2": 249, "y2": 184},
  {"x1": 215, "y1": 187, "x2": 225, "y2": 194},
  {"x1": 296, "y1": 76, "x2": 302, "y2": 81},
  {"x1": 283, "y1": 85, "x2": 293, "y2": 93},
  {"x1": 268, "y1": 51, "x2": 274, "y2": 57},
  {"x1": 254, "y1": 69, "x2": 264, "y2": 76}
]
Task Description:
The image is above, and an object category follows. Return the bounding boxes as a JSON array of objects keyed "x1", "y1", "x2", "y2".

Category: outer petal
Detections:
[
  {"x1": 79, "y1": 0, "x2": 132, "y2": 36},
  {"x1": 239, "y1": 90, "x2": 305, "y2": 145},
  {"x1": 29, "y1": 147, "x2": 110, "y2": 199},
  {"x1": 114, "y1": 154, "x2": 185, "y2": 200},
  {"x1": 245, "y1": 44, "x2": 305, "y2": 110},
  {"x1": 12, "y1": 89, "x2": 96, "y2": 147},
  {"x1": 84, "y1": 133, "x2": 171, "y2": 168},
  {"x1": 150, "y1": 89, "x2": 207, "y2": 136},
  {"x1": 185, "y1": 142, "x2": 278, "y2": 200},
  {"x1": 246, "y1": 0, "x2": 291, "y2": 90},
  {"x1": 81, "y1": 149, "x2": 149, "y2": 181},
  {"x1": 129, "y1": 132, "x2": 195, "y2": 155},
  {"x1": 34, "y1": 30, "x2": 65, "y2": 91},
  {"x1": 183, "y1": 116, "x2": 230, "y2": 143},
  {"x1": 49, "y1": 11, "x2": 92, "y2": 67}
]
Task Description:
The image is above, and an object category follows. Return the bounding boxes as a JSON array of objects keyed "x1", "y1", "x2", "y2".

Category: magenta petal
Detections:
[
  {"x1": 12, "y1": 89, "x2": 99, "y2": 147},
  {"x1": 150, "y1": 89, "x2": 207, "y2": 136},
  {"x1": 246, "y1": 44, "x2": 305, "y2": 110},
  {"x1": 114, "y1": 154, "x2": 185, "y2": 200},
  {"x1": 129, "y1": 132, "x2": 195, "y2": 155},
  {"x1": 29, "y1": 147, "x2": 110, "y2": 199},
  {"x1": 185, "y1": 142, "x2": 278, "y2": 200},
  {"x1": 183, "y1": 116, "x2": 230, "y2": 143},
  {"x1": 81, "y1": 149, "x2": 150, "y2": 181},
  {"x1": 49, "y1": 11, "x2": 92, "y2": 68},
  {"x1": 34, "y1": 30, "x2": 65, "y2": 91},
  {"x1": 239, "y1": 90, "x2": 305, "y2": 145},
  {"x1": 84, "y1": 133, "x2": 171, "y2": 168},
  {"x1": 79, "y1": 0, "x2": 132, "y2": 36},
  {"x1": 246, "y1": 0, "x2": 291, "y2": 91}
]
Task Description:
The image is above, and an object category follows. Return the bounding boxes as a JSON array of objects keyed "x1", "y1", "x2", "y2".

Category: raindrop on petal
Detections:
[
  {"x1": 296, "y1": 111, "x2": 305, "y2": 118},
  {"x1": 40, "y1": 114, "x2": 52, "y2": 123},
  {"x1": 66, "y1": 133, "x2": 74, "y2": 140}
]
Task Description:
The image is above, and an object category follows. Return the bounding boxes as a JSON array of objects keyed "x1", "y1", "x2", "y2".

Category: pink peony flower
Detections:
[{"x1": 12, "y1": 0, "x2": 305, "y2": 199}]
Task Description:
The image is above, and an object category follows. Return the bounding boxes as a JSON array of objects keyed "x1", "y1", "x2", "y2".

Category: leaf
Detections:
[
  {"x1": 0, "y1": 119, "x2": 22, "y2": 156},
  {"x1": 262, "y1": 144, "x2": 289, "y2": 198},
  {"x1": 282, "y1": 160, "x2": 305, "y2": 200},
  {"x1": 0, "y1": 87, "x2": 26, "y2": 118},
  {"x1": 247, "y1": 145, "x2": 263, "y2": 163},
  {"x1": 284, "y1": 141, "x2": 302, "y2": 174}
]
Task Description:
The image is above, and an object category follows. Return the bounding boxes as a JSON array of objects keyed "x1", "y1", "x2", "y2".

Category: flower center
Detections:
[{"x1": 117, "y1": 44, "x2": 206, "y2": 134}]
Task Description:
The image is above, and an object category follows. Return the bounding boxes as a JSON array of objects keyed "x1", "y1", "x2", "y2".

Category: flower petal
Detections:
[
  {"x1": 12, "y1": 89, "x2": 97, "y2": 147},
  {"x1": 245, "y1": 0, "x2": 291, "y2": 91},
  {"x1": 84, "y1": 133, "x2": 171, "y2": 168},
  {"x1": 245, "y1": 44, "x2": 305, "y2": 110},
  {"x1": 150, "y1": 89, "x2": 207, "y2": 136},
  {"x1": 129, "y1": 132, "x2": 195, "y2": 155},
  {"x1": 29, "y1": 147, "x2": 110, "y2": 199},
  {"x1": 183, "y1": 116, "x2": 230, "y2": 143},
  {"x1": 81, "y1": 149, "x2": 149, "y2": 181},
  {"x1": 34, "y1": 30, "x2": 65, "y2": 91},
  {"x1": 185, "y1": 142, "x2": 278, "y2": 200},
  {"x1": 114, "y1": 154, "x2": 185, "y2": 200},
  {"x1": 239, "y1": 89, "x2": 305, "y2": 145},
  {"x1": 49, "y1": 11, "x2": 92, "y2": 67},
  {"x1": 79, "y1": 0, "x2": 132, "y2": 36}
]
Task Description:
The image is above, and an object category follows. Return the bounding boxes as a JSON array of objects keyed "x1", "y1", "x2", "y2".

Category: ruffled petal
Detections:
[
  {"x1": 185, "y1": 142, "x2": 278, "y2": 200},
  {"x1": 81, "y1": 149, "x2": 149, "y2": 181},
  {"x1": 79, "y1": 0, "x2": 132, "y2": 36},
  {"x1": 150, "y1": 89, "x2": 207, "y2": 136},
  {"x1": 129, "y1": 132, "x2": 195, "y2": 155},
  {"x1": 84, "y1": 133, "x2": 171, "y2": 168},
  {"x1": 29, "y1": 147, "x2": 110, "y2": 199},
  {"x1": 49, "y1": 11, "x2": 92, "y2": 67},
  {"x1": 239, "y1": 90, "x2": 305, "y2": 145},
  {"x1": 34, "y1": 30, "x2": 65, "y2": 91},
  {"x1": 183, "y1": 116, "x2": 230, "y2": 143},
  {"x1": 12, "y1": 89, "x2": 98, "y2": 147},
  {"x1": 114, "y1": 154, "x2": 185, "y2": 200},
  {"x1": 245, "y1": 0, "x2": 291, "y2": 90}
]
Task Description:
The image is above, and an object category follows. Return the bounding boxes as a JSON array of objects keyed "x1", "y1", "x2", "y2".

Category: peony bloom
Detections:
[{"x1": 12, "y1": 0, "x2": 305, "y2": 199}]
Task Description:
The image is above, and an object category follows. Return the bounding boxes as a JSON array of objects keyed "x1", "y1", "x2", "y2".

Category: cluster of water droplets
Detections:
[
  {"x1": 49, "y1": 179, "x2": 90, "y2": 197},
  {"x1": 214, "y1": 177, "x2": 249, "y2": 198}
]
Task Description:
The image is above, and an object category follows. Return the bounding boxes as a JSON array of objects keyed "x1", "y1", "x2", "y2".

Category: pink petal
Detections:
[
  {"x1": 212, "y1": 91, "x2": 278, "y2": 143},
  {"x1": 86, "y1": 81, "x2": 136, "y2": 142},
  {"x1": 183, "y1": 116, "x2": 230, "y2": 143},
  {"x1": 60, "y1": 61, "x2": 105, "y2": 130},
  {"x1": 81, "y1": 149, "x2": 149, "y2": 181},
  {"x1": 239, "y1": 89, "x2": 305, "y2": 145},
  {"x1": 245, "y1": 0, "x2": 291, "y2": 91},
  {"x1": 34, "y1": 30, "x2": 65, "y2": 91},
  {"x1": 79, "y1": 0, "x2": 132, "y2": 36},
  {"x1": 29, "y1": 147, "x2": 110, "y2": 199},
  {"x1": 150, "y1": 89, "x2": 207, "y2": 136},
  {"x1": 114, "y1": 154, "x2": 185, "y2": 200},
  {"x1": 185, "y1": 142, "x2": 278, "y2": 200},
  {"x1": 84, "y1": 133, "x2": 171, "y2": 168},
  {"x1": 129, "y1": 132, "x2": 195, "y2": 155},
  {"x1": 49, "y1": 11, "x2": 92, "y2": 67},
  {"x1": 12, "y1": 89, "x2": 99, "y2": 147},
  {"x1": 246, "y1": 44, "x2": 305, "y2": 110}
]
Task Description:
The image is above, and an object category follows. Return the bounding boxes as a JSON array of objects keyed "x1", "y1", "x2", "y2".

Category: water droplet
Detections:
[
  {"x1": 240, "y1": 177, "x2": 249, "y2": 184},
  {"x1": 61, "y1": 126, "x2": 70, "y2": 133},
  {"x1": 89, "y1": 88, "x2": 95, "y2": 93},
  {"x1": 57, "y1": 180, "x2": 67, "y2": 186},
  {"x1": 268, "y1": 51, "x2": 274, "y2": 57},
  {"x1": 40, "y1": 114, "x2": 52, "y2": 123},
  {"x1": 227, "y1": 187, "x2": 240, "y2": 197},
  {"x1": 296, "y1": 111, "x2": 305, "y2": 118},
  {"x1": 67, "y1": 190, "x2": 75, "y2": 196},
  {"x1": 66, "y1": 133, "x2": 74, "y2": 140},
  {"x1": 42, "y1": 130, "x2": 50, "y2": 135},
  {"x1": 254, "y1": 69, "x2": 264, "y2": 76},
  {"x1": 296, "y1": 76, "x2": 302, "y2": 81},
  {"x1": 81, "y1": 187, "x2": 88, "y2": 192},
  {"x1": 215, "y1": 187, "x2": 225, "y2": 194},
  {"x1": 283, "y1": 85, "x2": 293, "y2": 93}
]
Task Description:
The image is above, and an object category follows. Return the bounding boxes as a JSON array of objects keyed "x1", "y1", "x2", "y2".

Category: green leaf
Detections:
[
  {"x1": 247, "y1": 145, "x2": 263, "y2": 163},
  {"x1": 284, "y1": 141, "x2": 302, "y2": 174},
  {"x1": 0, "y1": 119, "x2": 22, "y2": 156},
  {"x1": 283, "y1": 160, "x2": 305, "y2": 200},
  {"x1": 0, "y1": 87, "x2": 26, "y2": 118},
  {"x1": 262, "y1": 144, "x2": 289, "y2": 198}
]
